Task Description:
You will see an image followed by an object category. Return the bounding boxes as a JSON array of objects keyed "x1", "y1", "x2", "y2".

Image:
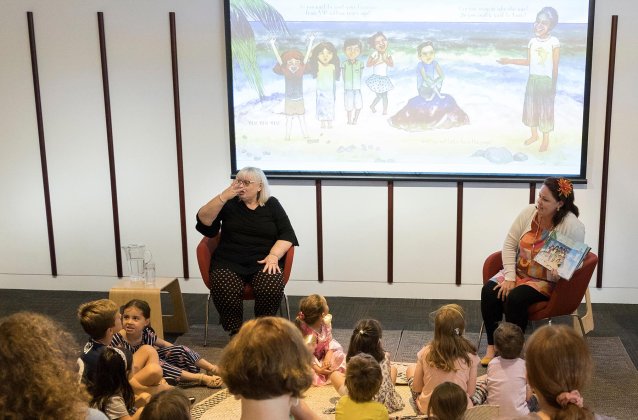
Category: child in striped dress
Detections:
[{"x1": 111, "y1": 299, "x2": 222, "y2": 388}]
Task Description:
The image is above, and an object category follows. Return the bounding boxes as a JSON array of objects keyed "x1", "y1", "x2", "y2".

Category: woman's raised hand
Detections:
[{"x1": 220, "y1": 180, "x2": 242, "y2": 202}]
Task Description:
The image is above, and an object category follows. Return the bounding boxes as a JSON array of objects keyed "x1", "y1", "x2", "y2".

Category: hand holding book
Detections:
[{"x1": 533, "y1": 231, "x2": 591, "y2": 280}]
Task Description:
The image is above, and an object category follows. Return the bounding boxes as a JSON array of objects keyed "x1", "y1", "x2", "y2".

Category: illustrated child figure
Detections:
[
  {"x1": 406, "y1": 304, "x2": 479, "y2": 414},
  {"x1": 335, "y1": 353, "x2": 389, "y2": 420},
  {"x1": 90, "y1": 347, "x2": 147, "y2": 420},
  {"x1": 416, "y1": 41, "x2": 444, "y2": 100},
  {"x1": 427, "y1": 382, "x2": 468, "y2": 420},
  {"x1": 111, "y1": 299, "x2": 222, "y2": 388},
  {"x1": 485, "y1": 322, "x2": 532, "y2": 417},
  {"x1": 78, "y1": 299, "x2": 169, "y2": 397},
  {"x1": 330, "y1": 319, "x2": 404, "y2": 413},
  {"x1": 139, "y1": 389, "x2": 191, "y2": 420},
  {"x1": 309, "y1": 41, "x2": 340, "y2": 129},
  {"x1": 270, "y1": 34, "x2": 316, "y2": 141},
  {"x1": 366, "y1": 31, "x2": 394, "y2": 115},
  {"x1": 341, "y1": 38, "x2": 364, "y2": 124},
  {"x1": 295, "y1": 294, "x2": 346, "y2": 385},
  {"x1": 498, "y1": 7, "x2": 560, "y2": 152}
]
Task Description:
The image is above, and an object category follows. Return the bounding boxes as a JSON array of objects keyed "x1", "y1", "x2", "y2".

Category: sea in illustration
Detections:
[{"x1": 229, "y1": 21, "x2": 588, "y2": 176}]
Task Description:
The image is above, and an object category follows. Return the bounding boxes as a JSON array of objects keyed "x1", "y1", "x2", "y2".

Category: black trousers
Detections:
[
  {"x1": 480, "y1": 281, "x2": 548, "y2": 345},
  {"x1": 209, "y1": 268, "x2": 284, "y2": 332}
]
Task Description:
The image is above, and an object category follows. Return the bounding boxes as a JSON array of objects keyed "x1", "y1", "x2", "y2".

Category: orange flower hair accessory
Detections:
[{"x1": 557, "y1": 178, "x2": 573, "y2": 198}]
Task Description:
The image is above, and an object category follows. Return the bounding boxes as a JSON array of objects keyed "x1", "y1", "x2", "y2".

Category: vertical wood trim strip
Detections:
[
  {"x1": 315, "y1": 180, "x2": 323, "y2": 282},
  {"x1": 456, "y1": 181, "x2": 463, "y2": 285},
  {"x1": 27, "y1": 12, "x2": 57, "y2": 277},
  {"x1": 387, "y1": 181, "x2": 394, "y2": 284},
  {"x1": 597, "y1": 15, "x2": 618, "y2": 288},
  {"x1": 169, "y1": 12, "x2": 189, "y2": 279},
  {"x1": 529, "y1": 182, "x2": 536, "y2": 204},
  {"x1": 97, "y1": 12, "x2": 123, "y2": 278}
]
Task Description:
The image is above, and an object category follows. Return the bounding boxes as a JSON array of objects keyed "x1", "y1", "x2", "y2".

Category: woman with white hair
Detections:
[{"x1": 196, "y1": 167, "x2": 298, "y2": 336}]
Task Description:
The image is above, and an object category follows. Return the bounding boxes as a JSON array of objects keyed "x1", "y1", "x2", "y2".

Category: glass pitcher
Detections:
[{"x1": 121, "y1": 244, "x2": 152, "y2": 282}]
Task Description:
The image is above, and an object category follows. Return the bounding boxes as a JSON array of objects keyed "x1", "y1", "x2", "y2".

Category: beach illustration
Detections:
[{"x1": 226, "y1": 0, "x2": 591, "y2": 177}]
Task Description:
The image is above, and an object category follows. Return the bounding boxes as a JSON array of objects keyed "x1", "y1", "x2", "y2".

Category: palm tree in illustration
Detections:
[{"x1": 229, "y1": 0, "x2": 289, "y2": 100}]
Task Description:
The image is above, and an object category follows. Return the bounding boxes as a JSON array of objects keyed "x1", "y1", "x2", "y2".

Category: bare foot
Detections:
[
  {"x1": 524, "y1": 137, "x2": 539, "y2": 145},
  {"x1": 539, "y1": 142, "x2": 549, "y2": 152}
]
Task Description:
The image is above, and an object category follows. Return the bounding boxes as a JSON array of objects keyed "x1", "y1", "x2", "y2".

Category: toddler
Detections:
[
  {"x1": 139, "y1": 389, "x2": 191, "y2": 420},
  {"x1": 428, "y1": 381, "x2": 468, "y2": 420},
  {"x1": 486, "y1": 322, "x2": 531, "y2": 417},
  {"x1": 335, "y1": 353, "x2": 388, "y2": 420},
  {"x1": 295, "y1": 294, "x2": 346, "y2": 385},
  {"x1": 331, "y1": 319, "x2": 404, "y2": 412}
]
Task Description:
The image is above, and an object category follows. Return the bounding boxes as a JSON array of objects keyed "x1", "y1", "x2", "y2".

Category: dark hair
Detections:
[
  {"x1": 140, "y1": 389, "x2": 191, "y2": 420},
  {"x1": 345, "y1": 353, "x2": 382, "y2": 403},
  {"x1": 122, "y1": 299, "x2": 151, "y2": 318},
  {"x1": 346, "y1": 319, "x2": 385, "y2": 363},
  {"x1": 537, "y1": 6, "x2": 559, "y2": 30},
  {"x1": 220, "y1": 317, "x2": 313, "y2": 400},
  {"x1": 543, "y1": 177, "x2": 579, "y2": 226},
  {"x1": 309, "y1": 41, "x2": 341, "y2": 80},
  {"x1": 344, "y1": 38, "x2": 363, "y2": 50},
  {"x1": 525, "y1": 325, "x2": 594, "y2": 420},
  {"x1": 417, "y1": 40, "x2": 434, "y2": 55},
  {"x1": 494, "y1": 322, "x2": 524, "y2": 359},
  {"x1": 427, "y1": 382, "x2": 468, "y2": 420},
  {"x1": 90, "y1": 347, "x2": 135, "y2": 414},
  {"x1": 368, "y1": 31, "x2": 387, "y2": 49}
]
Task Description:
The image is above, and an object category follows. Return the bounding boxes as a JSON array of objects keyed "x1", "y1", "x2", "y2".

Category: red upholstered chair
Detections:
[
  {"x1": 196, "y1": 235, "x2": 295, "y2": 346},
  {"x1": 477, "y1": 250, "x2": 598, "y2": 348}
]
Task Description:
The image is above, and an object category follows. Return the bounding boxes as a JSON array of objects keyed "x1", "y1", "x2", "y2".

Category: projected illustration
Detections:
[{"x1": 225, "y1": 0, "x2": 593, "y2": 179}]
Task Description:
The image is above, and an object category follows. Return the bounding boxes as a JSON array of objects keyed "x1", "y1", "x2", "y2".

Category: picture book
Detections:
[{"x1": 534, "y1": 231, "x2": 591, "y2": 280}]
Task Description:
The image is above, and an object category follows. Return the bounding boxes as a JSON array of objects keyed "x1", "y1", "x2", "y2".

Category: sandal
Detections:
[{"x1": 199, "y1": 373, "x2": 223, "y2": 388}]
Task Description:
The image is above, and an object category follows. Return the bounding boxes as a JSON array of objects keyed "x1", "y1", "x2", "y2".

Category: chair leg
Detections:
[
  {"x1": 571, "y1": 314, "x2": 587, "y2": 337},
  {"x1": 204, "y1": 294, "x2": 211, "y2": 347},
  {"x1": 477, "y1": 322, "x2": 484, "y2": 350},
  {"x1": 284, "y1": 293, "x2": 290, "y2": 320}
]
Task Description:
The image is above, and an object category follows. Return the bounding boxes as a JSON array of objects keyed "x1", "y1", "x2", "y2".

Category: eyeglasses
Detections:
[{"x1": 235, "y1": 179, "x2": 258, "y2": 187}]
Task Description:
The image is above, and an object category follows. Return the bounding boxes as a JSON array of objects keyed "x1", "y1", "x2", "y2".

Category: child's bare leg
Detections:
[
  {"x1": 539, "y1": 132, "x2": 550, "y2": 152},
  {"x1": 391, "y1": 364, "x2": 398, "y2": 384},
  {"x1": 330, "y1": 371, "x2": 347, "y2": 395},
  {"x1": 370, "y1": 95, "x2": 381, "y2": 112},
  {"x1": 285, "y1": 116, "x2": 292, "y2": 140},
  {"x1": 382, "y1": 92, "x2": 388, "y2": 115},
  {"x1": 484, "y1": 344, "x2": 496, "y2": 359},
  {"x1": 130, "y1": 345, "x2": 163, "y2": 388},
  {"x1": 129, "y1": 363, "x2": 170, "y2": 396},
  {"x1": 525, "y1": 127, "x2": 539, "y2": 145},
  {"x1": 353, "y1": 109, "x2": 360, "y2": 124},
  {"x1": 406, "y1": 363, "x2": 416, "y2": 380},
  {"x1": 195, "y1": 358, "x2": 218, "y2": 373}
]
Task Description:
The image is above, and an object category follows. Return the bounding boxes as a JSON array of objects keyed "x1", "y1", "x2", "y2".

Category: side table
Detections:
[{"x1": 109, "y1": 277, "x2": 189, "y2": 340}]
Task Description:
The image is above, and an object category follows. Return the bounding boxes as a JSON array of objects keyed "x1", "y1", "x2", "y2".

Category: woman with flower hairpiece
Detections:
[{"x1": 480, "y1": 177, "x2": 584, "y2": 367}]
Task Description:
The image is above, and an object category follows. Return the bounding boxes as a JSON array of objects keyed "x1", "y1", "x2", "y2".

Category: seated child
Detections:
[
  {"x1": 139, "y1": 389, "x2": 191, "y2": 420},
  {"x1": 406, "y1": 304, "x2": 479, "y2": 414},
  {"x1": 486, "y1": 322, "x2": 531, "y2": 417},
  {"x1": 219, "y1": 317, "x2": 320, "y2": 420},
  {"x1": 428, "y1": 382, "x2": 468, "y2": 420},
  {"x1": 77, "y1": 299, "x2": 169, "y2": 396},
  {"x1": 335, "y1": 353, "x2": 388, "y2": 420},
  {"x1": 111, "y1": 299, "x2": 222, "y2": 388},
  {"x1": 295, "y1": 294, "x2": 346, "y2": 385},
  {"x1": 331, "y1": 319, "x2": 404, "y2": 413},
  {"x1": 90, "y1": 347, "x2": 147, "y2": 420}
]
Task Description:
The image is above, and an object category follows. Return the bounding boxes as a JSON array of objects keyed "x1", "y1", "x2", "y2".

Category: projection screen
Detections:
[{"x1": 225, "y1": 0, "x2": 594, "y2": 181}]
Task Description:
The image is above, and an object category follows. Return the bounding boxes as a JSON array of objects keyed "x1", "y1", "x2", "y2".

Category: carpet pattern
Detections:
[{"x1": 179, "y1": 325, "x2": 637, "y2": 419}]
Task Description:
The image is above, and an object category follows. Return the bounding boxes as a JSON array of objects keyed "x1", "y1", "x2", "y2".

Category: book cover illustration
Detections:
[{"x1": 534, "y1": 231, "x2": 591, "y2": 280}]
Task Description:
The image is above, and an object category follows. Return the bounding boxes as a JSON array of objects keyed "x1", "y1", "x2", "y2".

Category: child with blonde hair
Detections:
[
  {"x1": 295, "y1": 294, "x2": 346, "y2": 385},
  {"x1": 406, "y1": 304, "x2": 479, "y2": 414},
  {"x1": 331, "y1": 319, "x2": 404, "y2": 412}
]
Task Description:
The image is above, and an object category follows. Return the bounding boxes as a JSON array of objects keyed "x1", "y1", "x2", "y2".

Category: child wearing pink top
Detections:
[
  {"x1": 295, "y1": 294, "x2": 346, "y2": 385},
  {"x1": 406, "y1": 304, "x2": 479, "y2": 414},
  {"x1": 486, "y1": 322, "x2": 532, "y2": 418}
]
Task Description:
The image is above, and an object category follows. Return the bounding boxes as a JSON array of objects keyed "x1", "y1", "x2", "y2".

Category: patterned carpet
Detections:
[{"x1": 178, "y1": 325, "x2": 638, "y2": 420}]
